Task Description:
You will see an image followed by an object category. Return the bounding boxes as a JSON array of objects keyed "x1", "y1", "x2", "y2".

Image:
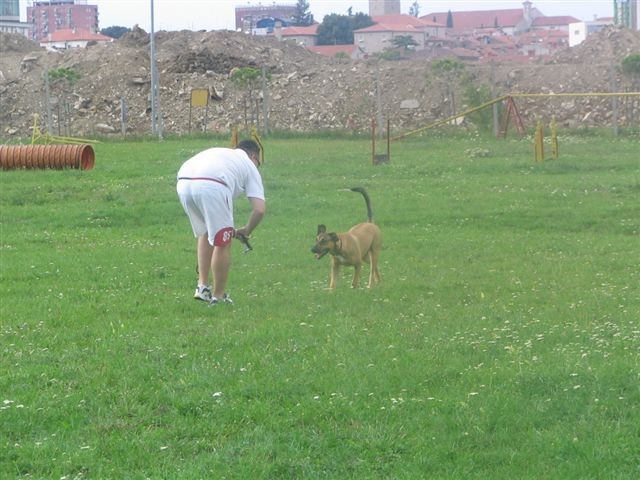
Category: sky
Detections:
[{"x1": 20, "y1": 1, "x2": 621, "y2": 32}]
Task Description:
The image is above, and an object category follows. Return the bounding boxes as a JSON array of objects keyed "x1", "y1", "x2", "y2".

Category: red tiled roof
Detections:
[
  {"x1": 355, "y1": 14, "x2": 445, "y2": 34},
  {"x1": 41, "y1": 28, "x2": 113, "y2": 43},
  {"x1": 371, "y1": 14, "x2": 445, "y2": 28},
  {"x1": 520, "y1": 29, "x2": 568, "y2": 40},
  {"x1": 421, "y1": 8, "x2": 543, "y2": 30},
  {"x1": 355, "y1": 23, "x2": 423, "y2": 33},
  {"x1": 371, "y1": 14, "x2": 426, "y2": 26},
  {"x1": 279, "y1": 24, "x2": 318, "y2": 36},
  {"x1": 532, "y1": 16, "x2": 580, "y2": 26}
]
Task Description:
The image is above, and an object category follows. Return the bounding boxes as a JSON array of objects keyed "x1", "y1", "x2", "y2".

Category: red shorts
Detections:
[{"x1": 213, "y1": 227, "x2": 234, "y2": 247}]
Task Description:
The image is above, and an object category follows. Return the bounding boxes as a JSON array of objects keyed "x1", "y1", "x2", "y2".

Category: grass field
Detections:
[{"x1": 1, "y1": 132, "x2": 639, "y2": 479}]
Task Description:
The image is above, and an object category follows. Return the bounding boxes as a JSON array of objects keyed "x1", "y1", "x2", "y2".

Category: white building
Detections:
[
  {"x1": 353, "y1": 14, "x2": 446, "y2": 55},
  {"x1": 569, "y1": 17, "x2": 615, "y2": 46},
  {"x1": 39, "y1": 27, "x2": 113, "y2": 50},
  {"x1": 0, "y1": 0, "x2": 30, "y2": 37}
]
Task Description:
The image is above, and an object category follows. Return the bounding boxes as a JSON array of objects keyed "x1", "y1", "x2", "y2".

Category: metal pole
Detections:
[
  {"x1": 150, "y1": 0, "x2": 157, "y2": 136},
  {"x1": 150, "y1": 0, "x2": 162, "y2": 138},
  {"x1": 120, "y1": 97, "x2": 127, "y2": 137},
  {"x1": 262, "y1": 66, "x2": 269, "y2": 135},
  {"x1": 610, "y1": 58, "x2": 619, "y2": 137},
  {"x1": 491, "y1": 61, "x2": 499, "y2": 137},
  {"x1": 44, "y1": 72, "x2": 53, "y2": 134},
  {"x1": 375, "y1": 61, "x2": 383, "y2": 138}
]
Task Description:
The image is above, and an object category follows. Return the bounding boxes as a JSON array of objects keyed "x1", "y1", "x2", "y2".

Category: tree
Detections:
[
  {"x1": 100, "y1": 25, "x2": 131, "y2": 39},
  {"x1": 316, "y1": 13, "x2": 373, "y2": 45},
  {"x1": 446, "y1": 10, "x2": 453, "y2": 28},
  {"x1": 376, "y1": 48, "x2": 402, "y2": 61},
  {"x1": 47, "y1": 67, "x2": 81, "y2": 135},
  {"x1": 292, "y1": 0, "x2": 314, "y2": 26},
  {"x1": 351, "y1": 12, "x2": 374, "y2": 31},
  {"x1": 317, "y1": 14, "x2": 350, "y2": 45},
  {"x1": 48, "y1": 67, "x2": 80, "y2": 85},
  {"x1": 461, "y1": 76, "x2": 494, "y2": 132},
  {"x1": 230, "y1": 67, "x2": 270, "y2": 129},
  {"x1": 622, "y1": 53, "x2": 640, "y2": 84},
  {"x1": 428, "y1": 59, "x2": 466, "y2": 118},
  {"x1": 621, "y1": 54, "x2": 640, "y2": 122},
  {"x1": 391, "y1": 35, "x2": 418, "y2": 52},
  {"x1": 409, "y1": 1, "x2": 420, "y2": 18}
]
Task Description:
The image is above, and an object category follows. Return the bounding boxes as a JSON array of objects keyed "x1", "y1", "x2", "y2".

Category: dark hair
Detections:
[{"x1": 237, "y1": 139, "x2": 260, "y2": 159}]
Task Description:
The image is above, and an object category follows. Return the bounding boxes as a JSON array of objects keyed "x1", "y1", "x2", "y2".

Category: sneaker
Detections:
[
  {"x1": 194, "y1": 285, "x2": 212, "y2": 302},
  {"x1": 208, "y1": 293, "x2": 233, "y2": 306}
]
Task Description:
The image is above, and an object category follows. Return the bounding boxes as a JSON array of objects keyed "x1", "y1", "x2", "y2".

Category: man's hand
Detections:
[{"x1": 234, "y1": 228, "x2": 253, "y2": 252}]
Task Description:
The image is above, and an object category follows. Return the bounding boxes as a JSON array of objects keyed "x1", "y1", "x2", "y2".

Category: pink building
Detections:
[{"x1": 27, "y1": 0, "x2": 99, "y2": 42}]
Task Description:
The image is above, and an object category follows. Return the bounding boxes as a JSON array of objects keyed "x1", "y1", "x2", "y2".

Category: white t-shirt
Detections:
[{"x1": 177, "y1": 147, "x2": 265, "y2": 201}]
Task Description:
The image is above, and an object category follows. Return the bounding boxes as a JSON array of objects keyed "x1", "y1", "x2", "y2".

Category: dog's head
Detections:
[{"x1": 311, "y1": 224, "x2": 338, "y2": 260}]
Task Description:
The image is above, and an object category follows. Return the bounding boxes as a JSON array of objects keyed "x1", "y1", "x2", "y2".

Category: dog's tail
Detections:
[{"x1": 350, "y1": 187, "x2": 374, "y2": 223}]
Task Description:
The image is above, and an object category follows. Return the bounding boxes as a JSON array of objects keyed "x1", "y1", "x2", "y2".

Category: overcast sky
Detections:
[{"x1": 21, "y1": 1, "x2": 621, "y2": 31}]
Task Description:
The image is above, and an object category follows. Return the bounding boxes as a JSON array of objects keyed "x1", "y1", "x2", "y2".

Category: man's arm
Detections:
[{"x1": 236, "y1": 197, "x2": 265, "y2": 237}]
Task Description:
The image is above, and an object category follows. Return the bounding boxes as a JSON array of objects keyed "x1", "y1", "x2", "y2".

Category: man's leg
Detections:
[
  {"x1": 212, "y1": 242, "x2": 232, "y2": 299},
  {"x1": 197, "y1": 235, "x2": 214, "y2": 286}
]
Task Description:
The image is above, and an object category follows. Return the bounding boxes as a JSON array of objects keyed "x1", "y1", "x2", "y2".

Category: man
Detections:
[{"x1": 176, "y1": 139, "x2": 265, "y2": 305}]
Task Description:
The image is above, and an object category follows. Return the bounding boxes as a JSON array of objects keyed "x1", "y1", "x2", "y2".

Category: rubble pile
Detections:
[{"x1": 1, "y1": 25, "x2": 639, "y2": 139}]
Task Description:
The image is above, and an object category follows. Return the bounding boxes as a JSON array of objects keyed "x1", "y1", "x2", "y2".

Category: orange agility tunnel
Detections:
[{"x1": 0, "y1": 144, "x2": 95, "y2": 171}]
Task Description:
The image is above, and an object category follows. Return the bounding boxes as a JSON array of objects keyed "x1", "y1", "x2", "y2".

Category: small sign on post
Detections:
[{"x1": 189, "y1": 88, "x2": 209, "y2": 134}]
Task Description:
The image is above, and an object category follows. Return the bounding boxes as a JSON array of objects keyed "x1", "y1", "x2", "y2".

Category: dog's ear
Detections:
[
  {"x1": 317, "y1": 224, "x2": 327, "y2": 234},
  {"x1": 329, "y1": 232, "x2": 339, "y2": 242}
]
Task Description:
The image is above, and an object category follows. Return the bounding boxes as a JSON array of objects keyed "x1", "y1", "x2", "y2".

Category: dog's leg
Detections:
[
  {"x1": 329, "y1": 258, "x2": 340, "y2": 289},
  {"x1": 352, "y1": 263, "x2": 362, "y2": 288},
  {"x1": 368, "y1": 250, "x2": 381, "y2": 288}
]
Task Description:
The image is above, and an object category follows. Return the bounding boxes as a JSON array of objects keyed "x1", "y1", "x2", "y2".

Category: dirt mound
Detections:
[
  {"x1": 0, "y1": 27, "x2": 638, "y2": 139},
  {"x1": 0, "y1": 32, "x2": 42, "y2": 53},
  {"x1": 116, "y1": 25, "x2": 150, "y2": 47},
  {"x1": 550, "y1": 25, "x2": 640, "y2": 64}
]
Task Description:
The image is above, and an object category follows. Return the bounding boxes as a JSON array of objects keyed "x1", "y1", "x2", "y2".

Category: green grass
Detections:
[{"x1": 1, "y1": 133, "x2": 639, "y2": 479}]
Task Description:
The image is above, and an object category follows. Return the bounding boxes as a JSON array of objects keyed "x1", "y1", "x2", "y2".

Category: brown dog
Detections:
[{"x1": 311, "y1": 187, "x2": 382, "y2": 289}]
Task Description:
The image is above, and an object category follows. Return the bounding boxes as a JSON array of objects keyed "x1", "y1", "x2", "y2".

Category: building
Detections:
[
  {"x1": 39, "y1": 27, "x2": 112, "y2": 49},
  {"x1": 614, "y1": 0, "x2": 638, "y2": 30},
  {"x1": 0, "y1": 0, "x2": 30, "y2": 37},
  {"x1": 569, "y1": 17, "x2": 615, "y2": 46},
  {"x1": 369, "y1": 0, "x2": 401, "y2": 17},
  {"x1": 518, "y1": 28, "x2": 569, "y2": 56},
  {"x1": 354, "y1": 14, "x2": 446, "y2": 55},
  {"x1": 235, "y1": 4, "x2": 297, "y2": 34},
  {"x1": 531, "y1": 15, "x2": 580, "y2": 32},
  {"x1": 27, "y1": 0, "x2": 99, "y2": 42},
  {"x1": 273, "y1": 23, "x2": 319, "y2": 47},
  {"x1": 422, "y1": 1, "x2": 545, "y2": 35}
]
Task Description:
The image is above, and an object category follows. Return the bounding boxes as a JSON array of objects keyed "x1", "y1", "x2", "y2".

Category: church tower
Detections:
[{"x1": 369, "y1": 0, "x2": 401, "y2": 17}]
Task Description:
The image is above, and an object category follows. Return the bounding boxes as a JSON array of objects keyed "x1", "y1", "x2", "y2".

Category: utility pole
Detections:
[
  {"x1": 491, "y1": 60, "x2": 499, "y2": 137},
  {"x1": 610, "y1": 58, "x2": 619, "y2": 137},
  {"x1": 375, "y1": 61, "x2": 384, "y2": 138},
  {"x1": 261, "y1": 66, "x2": 269, "y2": 135},
  {"x1": 150, "y1": 0, "x2": 163, "y2": 138},
  {"x1": 44, "y1": 71, "x2": 53, "y2": 134}
]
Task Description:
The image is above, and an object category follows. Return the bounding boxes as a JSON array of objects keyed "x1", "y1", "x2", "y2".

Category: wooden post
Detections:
[
  {"x1": 371, "y1": 117, "x2": 376, "y2": 165},
  {"x1": 550, "y1": 117, "x2": 558, "y2": 160},
  {"x1": 534, "y1": 120, "x2": 544, "y2": 163}
]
